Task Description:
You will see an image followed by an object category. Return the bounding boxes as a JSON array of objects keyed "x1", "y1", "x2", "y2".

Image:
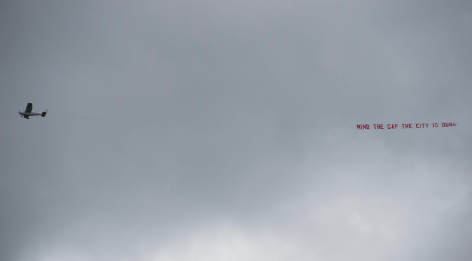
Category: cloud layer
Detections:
[{"x1": 1, "y1": 0, "x2": 471, "y2": 260}]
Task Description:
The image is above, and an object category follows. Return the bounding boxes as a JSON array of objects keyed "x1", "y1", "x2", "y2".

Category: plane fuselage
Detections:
[{"x1": 19, "y1": 111, "x2": 41, "y2": 118}]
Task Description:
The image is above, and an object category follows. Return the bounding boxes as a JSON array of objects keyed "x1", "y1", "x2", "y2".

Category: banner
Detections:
[{"x1": 356, "y1": 122, "x2": 456, "y2": 130}]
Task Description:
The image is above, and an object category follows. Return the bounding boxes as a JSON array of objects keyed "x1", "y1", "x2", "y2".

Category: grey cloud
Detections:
[{"x1": 1, "y1": 0, "x2": 471, "y2": 260}]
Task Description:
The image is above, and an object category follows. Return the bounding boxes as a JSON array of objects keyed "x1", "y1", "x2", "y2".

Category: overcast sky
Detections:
[{"x1": 1, "y1": 0, "x2": 471, "y2": 260}]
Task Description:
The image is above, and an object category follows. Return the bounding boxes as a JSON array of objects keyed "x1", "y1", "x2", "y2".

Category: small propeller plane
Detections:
[{"x1": 19, "y1": 103, "x2": 48, "y2": 119}]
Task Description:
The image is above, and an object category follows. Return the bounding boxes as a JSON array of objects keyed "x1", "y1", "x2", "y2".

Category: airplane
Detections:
[{"x1": 19, "y1": 103, "x2": 48, "y2": 119}]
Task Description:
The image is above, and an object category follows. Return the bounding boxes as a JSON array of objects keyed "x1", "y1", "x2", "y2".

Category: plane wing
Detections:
[{"x1": 25, "y1": 103, "x2": 32, "y2": 113}]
